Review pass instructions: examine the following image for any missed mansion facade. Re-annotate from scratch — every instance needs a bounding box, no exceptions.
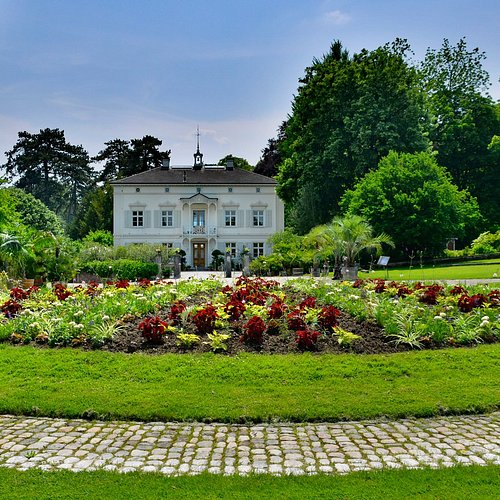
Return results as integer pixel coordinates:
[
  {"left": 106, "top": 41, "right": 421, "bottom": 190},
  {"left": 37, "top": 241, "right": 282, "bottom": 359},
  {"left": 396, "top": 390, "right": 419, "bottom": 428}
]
[{"left": 111, "top": 152, "right": 284, "bottom": 269}]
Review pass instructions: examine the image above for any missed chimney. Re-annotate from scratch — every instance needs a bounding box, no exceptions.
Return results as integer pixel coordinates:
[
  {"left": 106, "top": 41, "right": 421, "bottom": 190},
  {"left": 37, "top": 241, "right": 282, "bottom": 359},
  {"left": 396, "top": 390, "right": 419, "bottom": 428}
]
[
  {"left": 226, "top": 159, "right": 234, "bottom": 171},
  {"left": 161, "top": 157, "right": 170, "bottom": 170},
  {"left": 183, "top": 171, "right": 187, "bottom": 183}
]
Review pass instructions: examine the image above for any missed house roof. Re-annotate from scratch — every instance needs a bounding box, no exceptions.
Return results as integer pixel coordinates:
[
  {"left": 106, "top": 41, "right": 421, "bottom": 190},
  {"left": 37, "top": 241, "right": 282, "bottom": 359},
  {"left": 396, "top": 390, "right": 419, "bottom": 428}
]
[{"left": 110, "top": 167, "right": 277, "bottom": 185}]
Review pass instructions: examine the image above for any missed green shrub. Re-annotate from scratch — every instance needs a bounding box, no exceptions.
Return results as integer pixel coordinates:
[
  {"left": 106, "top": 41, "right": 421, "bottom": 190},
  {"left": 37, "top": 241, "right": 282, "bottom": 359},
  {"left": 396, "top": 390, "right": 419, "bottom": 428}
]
[
  {"left": 469, "top": 231, "right": 500, "bottom": 255},
  {"left": 82, "top": 230, "right": 113, "bottom": 247},
  {"left": 81, "top": 259, "right": 158, "bottom": 280}
]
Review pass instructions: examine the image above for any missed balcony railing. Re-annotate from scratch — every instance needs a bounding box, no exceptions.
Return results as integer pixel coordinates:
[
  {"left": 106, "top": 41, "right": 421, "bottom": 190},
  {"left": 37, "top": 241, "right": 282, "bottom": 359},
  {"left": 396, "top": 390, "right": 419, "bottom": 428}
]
[{"left": 183, "top": 226, "right": 217, "bottom": 236}]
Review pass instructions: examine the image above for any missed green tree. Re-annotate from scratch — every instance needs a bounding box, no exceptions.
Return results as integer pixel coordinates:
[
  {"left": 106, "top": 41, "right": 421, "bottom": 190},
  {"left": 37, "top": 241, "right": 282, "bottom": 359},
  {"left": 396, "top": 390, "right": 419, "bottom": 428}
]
[
  {"left": 254, "top": 121, "right": 287, "bottom": 177},
  {"left": 2, "top": 128, "right": 94, "bottom": 223},
  {"left": 68, "top": 183, "right": 113, "bottom": 239},
  {"left": 217, "top": 154, "right": 253, "bottom": 171},
  {"left": 93, "top": 139, "right": 132, "bottom": 182},
  {"left": 341, "top": 151, "right": 482, "bottom": 257},
  {"left": 128, "top": 135, "right": 170, "bottom": 175},
  {"left": 8, "top": 188, "right": 64, "bottom": 236},
  {"left": 266, "top": 229, "right": 305, "bottom": 270},
  {"left": 277, "top": 39, "right": 429, "bottom": 233},
  {"left": 420, "top": 38, "right": 500, "bottom": 224}
]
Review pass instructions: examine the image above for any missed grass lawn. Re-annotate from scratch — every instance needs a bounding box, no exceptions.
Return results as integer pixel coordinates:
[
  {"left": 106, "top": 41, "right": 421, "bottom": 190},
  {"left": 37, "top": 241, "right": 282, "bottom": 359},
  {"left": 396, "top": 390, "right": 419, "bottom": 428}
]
[
  {"left": 1, "top": 344, "right": 499, "bottom": 422},
  {"left": 359, "top": 261, "right": 500, "bottom": 281},
  {"left": 1, "top": 466, "right": 499, "bottom": 499}
]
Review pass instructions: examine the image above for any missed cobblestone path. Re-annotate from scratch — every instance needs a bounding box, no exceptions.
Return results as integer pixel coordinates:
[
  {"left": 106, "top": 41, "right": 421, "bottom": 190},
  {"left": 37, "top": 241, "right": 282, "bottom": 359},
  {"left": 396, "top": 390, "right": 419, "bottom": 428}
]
[{"left": 0, "top": 413, "right": 499, "bottom": 475}]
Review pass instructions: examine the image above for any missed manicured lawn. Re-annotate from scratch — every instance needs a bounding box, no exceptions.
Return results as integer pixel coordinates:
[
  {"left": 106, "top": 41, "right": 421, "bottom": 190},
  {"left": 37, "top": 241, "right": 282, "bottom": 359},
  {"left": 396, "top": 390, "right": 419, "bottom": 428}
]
[
  {"left": 1, "top": 344, "right": 499, "bottom": 422},
  {"left": 1, "top": 466, "right": 499, "bottom": 499},
  {"left": 359, "top": 261, "right": 500, "bottom": 281}
]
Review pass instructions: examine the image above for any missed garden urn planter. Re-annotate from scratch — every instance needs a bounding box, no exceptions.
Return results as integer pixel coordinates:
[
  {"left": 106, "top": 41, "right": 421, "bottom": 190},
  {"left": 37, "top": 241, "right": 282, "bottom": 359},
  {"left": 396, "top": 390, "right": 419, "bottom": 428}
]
[{"left": 341, "top": 265, "right": 359, "bottom": 281}]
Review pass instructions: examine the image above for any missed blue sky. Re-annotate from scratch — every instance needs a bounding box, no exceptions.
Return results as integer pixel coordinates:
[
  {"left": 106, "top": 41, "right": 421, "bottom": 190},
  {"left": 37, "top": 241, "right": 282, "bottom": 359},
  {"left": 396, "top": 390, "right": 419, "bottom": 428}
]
[{"left": 1, "top": 0, "right": 499, "bottom": 166}]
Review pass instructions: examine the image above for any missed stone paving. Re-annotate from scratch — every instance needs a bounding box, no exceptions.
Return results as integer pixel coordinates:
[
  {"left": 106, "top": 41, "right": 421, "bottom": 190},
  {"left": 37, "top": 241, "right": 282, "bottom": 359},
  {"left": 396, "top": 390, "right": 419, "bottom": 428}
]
[{"left": 0, "top": 413, "right": 499, "bottom": 476}]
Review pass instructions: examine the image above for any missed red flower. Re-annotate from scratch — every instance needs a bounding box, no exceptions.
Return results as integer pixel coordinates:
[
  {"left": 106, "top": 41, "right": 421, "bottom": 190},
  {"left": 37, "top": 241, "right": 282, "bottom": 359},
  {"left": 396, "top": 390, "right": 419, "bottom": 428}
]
[
  {"left": 9, "top": 287, "right": 29, "bottom": 301},
  {"left": 298, "top": 297, "right": 316, "bottom": 310},
  {"left": 192, "top": 304, "right": 218, "bottom": 335},
  {"left": 168, "top": 301, "right": 186, "bottom": 325},
  {"left": 268, "top": 300, "right": 287, "bottom": 319},
  {"left": 138, "top": 316, "right": 169, "bottom": 343},
  {"left": 458, "top": 293, "right": 487, "bottom": 313},
  {"left": 287, "top": 310, "right": 306, "bottom": 331},
  {"left": 1, "top": 299, "right": 22, "bottom": 317},
  {"left": 318, "top": 305, "right": 340, "bottom": 333},
  {"left": 241, "top": 316, "right": 266, "bottom": 345},
  {"left": 224, "top": 298, "right": 246, "bottom": 321},
  {"left": 115, "top": 279, "right": 130, "bottom": 289},
  {"left": 295, "top": 329, "right": 320, "bottom": 350},
  {"left": 54, "top": 283, "right": 72, "bottom": 301}
]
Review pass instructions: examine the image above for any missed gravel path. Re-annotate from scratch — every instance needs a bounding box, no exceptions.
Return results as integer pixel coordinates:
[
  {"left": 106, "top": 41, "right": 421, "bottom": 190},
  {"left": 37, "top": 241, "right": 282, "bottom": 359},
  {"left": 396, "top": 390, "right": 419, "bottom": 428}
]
[{"left": 0, "top": 413, "right": 498, "bottom": 476}]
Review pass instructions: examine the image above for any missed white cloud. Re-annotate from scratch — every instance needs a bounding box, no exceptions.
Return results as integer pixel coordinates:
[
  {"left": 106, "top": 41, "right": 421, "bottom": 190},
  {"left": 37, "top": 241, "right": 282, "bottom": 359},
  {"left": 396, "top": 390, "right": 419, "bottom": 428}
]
[{"left": 324, "top": 10, "right": 351, "bottom": 25}]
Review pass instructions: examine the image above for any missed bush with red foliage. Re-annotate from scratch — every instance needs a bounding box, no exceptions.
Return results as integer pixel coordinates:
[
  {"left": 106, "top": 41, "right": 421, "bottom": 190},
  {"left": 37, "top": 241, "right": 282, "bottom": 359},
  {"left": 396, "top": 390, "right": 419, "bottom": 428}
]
[
  {"left": 192, "top": 304, "right": 218, "bottom": 334},
  {"left": 53, "top": 283, "right": 72, "bottom": 301},
  {"left": 138, "top": 278, "right": 152, "bottom": 288},
  {"left": 9, "top": 287, "right": 30, "bottom": 301},
  {"left": 1, "top": 299, "right": 22, "bottom": 317},
  {"left": 138, "top": 316, "right": 169, "bottom": 343},
  {"left": 241, "top": 316, "right": 266, "bottom": 345},
  {"left": 418, "top": 284, "right": 444, "bottom": 305},
  {"left": 298, "top": 296, "right": 316, "bottom": 310},
  {"left": 224, "top": 297, "right": 246, "bottom": 321},
  {"left": 115, "top": 279, "right": 130, "bottom": 289},
  {"left": 374, "top": 280, "right": 385, "bottom": 294},
  {"left": 295, "top": 329, "right": 320, "bottom": 350},
  {"left": 268, "top": 299, "right": 287, "bottom": 319},
  {"left": 84, "top": 281, "right": 101, "bottom": 297},
  {"left": 450, "top": 285, "right": 467, "bottom": 296},
  {"left": 488, "top": 290, "right": 499, "bottom": 306},
  {"left": 396, "top": 285, "right": 412, "bottom": 297},
  {"left": 352, "top": 279, "right": 365, "bottom": 288},
  {"left": 287, "top": 310, "right": 306, "bottom": 331},
  {"left": 318, "top": 305, "right": 341, "bottom": 333},
  {"left": 168, "top": 301, "right": 186, "bottom": 325},
  {"left": 458, "top": 294, "right": 488, "bottom": 313}
]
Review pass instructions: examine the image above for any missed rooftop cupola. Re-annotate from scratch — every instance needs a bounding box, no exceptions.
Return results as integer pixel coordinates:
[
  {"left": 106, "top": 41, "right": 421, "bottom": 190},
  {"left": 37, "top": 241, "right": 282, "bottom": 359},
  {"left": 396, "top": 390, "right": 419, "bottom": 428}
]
[{"left": 193, "top": 126, "right": 203, "bottom": 171}]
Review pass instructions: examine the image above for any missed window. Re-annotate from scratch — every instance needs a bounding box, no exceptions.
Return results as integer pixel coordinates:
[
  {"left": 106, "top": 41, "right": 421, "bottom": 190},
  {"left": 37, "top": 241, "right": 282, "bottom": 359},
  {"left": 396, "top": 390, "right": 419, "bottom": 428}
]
[
  {"left": 136, "top": 188, "right": 140, "bottom": 192},
  {"left": 196, "top": 187, "right": 201, "bottom": 193},
  {"left": 193, "top": 210, "right": 205, "bottom": 226},
  {"left": 163, "top": 242, "right": 173, "bottom": 249},
  {"left": 165, "top": 187, "right": 169, "bottom": 193},
  {"left": 132, "top": 210, "right": 144, "bottom": 227},
  {"left": 225, "top": 242, "right": 237, "bottom": 258},
  {"left": 253, "top": 243, "right": 264, "bottom": 258},
  {"left": 228, "top": 187, "right": 233, "bottom": 193},
  {"left": 256, "top": 187, "right": 261, "bottom": 193},
  {"left": 252, "top": 210, "right": 264, "bottom": 227},
  {"left": 225, "top": 210, "right": 236, "bottom": 227},
  {"left": 161, "top": 210, "right": 173, "bottom": 227}
]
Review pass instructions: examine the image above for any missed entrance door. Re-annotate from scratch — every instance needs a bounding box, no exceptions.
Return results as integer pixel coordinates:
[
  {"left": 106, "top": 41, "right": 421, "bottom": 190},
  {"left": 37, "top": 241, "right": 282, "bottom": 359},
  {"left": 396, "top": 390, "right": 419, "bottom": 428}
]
[{"left": 192, "top": 242, "right": 206, "bottom": 269}]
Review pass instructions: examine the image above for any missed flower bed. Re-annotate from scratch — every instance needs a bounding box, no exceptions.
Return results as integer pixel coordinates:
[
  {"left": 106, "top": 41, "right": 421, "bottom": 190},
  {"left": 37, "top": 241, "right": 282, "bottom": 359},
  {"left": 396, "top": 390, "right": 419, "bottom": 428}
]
[{"left": 0, "top": 277, "right": 498, "bottom": 355}]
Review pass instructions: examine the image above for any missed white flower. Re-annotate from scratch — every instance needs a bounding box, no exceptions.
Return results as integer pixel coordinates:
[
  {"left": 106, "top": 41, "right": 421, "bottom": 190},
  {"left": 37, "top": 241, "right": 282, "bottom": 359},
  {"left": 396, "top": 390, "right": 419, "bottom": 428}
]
[
  {"left": 481, "top": 316, "right": 490, "bottom": 322},
  {"left": 439, "top": 312, "right": 446, "bottom": 318}
]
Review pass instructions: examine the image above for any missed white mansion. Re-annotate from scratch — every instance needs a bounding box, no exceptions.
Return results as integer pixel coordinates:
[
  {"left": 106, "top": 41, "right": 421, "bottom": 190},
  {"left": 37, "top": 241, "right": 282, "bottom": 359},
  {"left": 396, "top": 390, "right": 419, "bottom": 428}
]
[{"left": 111, "top": 148, "right": 284, "bottom": 269}]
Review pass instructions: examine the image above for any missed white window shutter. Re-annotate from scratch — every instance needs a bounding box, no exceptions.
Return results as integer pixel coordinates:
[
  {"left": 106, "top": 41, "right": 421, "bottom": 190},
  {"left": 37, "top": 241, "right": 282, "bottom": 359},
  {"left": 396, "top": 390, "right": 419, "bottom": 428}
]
[
  {"left": 246, "top": 210, "right": 252, "bottom": 227},
  {"left": 237, "top": 210, "right": 244, "bottom": 227},
  {"left": 124, "top": 210, "right": 131, "bottom": 228},
  {"left": 174, "top": 210, "right": 181, "bottom": 227},
  {"left": 153, "top": 210, "right": 160, "bottom": 228},
  {"left": 265, "top": 209, "right": 272, "bottom": 227},
  {"left": 144, "top": 211, "right": 151, "bottom": 228}
]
